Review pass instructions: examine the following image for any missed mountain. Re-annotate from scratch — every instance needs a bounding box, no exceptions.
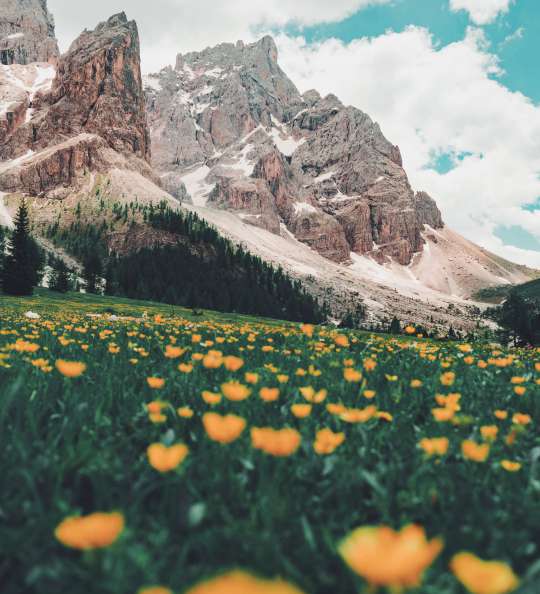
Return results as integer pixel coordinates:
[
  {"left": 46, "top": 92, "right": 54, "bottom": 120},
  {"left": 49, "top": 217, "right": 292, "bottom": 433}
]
[
  {"left": 0, "top": 4, "right": 537, "bottom": 330},
  {"left": 0, "top": 0, "right": 59, "bottom": 66}
]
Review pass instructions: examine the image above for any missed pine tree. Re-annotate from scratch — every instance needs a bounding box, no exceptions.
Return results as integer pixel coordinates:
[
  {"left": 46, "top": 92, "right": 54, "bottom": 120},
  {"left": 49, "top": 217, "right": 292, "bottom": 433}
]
[
  {"left": 82, "top": 252, "right": 102, "bottom": 294},
  {"left": 2, "top": 199, "right": 37, "bottom": 296},
  {"left": 389, "top": 317, "right": 401, "bottom": 334},
  {"left": 49, "top": 258, "right": 70, "bottom": 293}
]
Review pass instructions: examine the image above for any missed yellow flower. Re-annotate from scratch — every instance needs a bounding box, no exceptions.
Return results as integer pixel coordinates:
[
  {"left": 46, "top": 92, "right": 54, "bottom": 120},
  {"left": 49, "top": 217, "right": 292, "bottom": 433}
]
[
  {"left": 501, "top": 460, "right": 521, "bottom": 472},
  {"left": 185, "top": 570, "right": 306, "bottom": 594},
  {"left": 410, "top": 379, "right": 423, "bottom": 388},
  {"left": 203, "top": 413, "right": 246, "bottom": 444},
  {"left": 314, "top": 428, "right": 345, "bottom": 455},
  {"left": 376, "top": 411, "right": 393, "bottom": 422},
  {"left": 459, "top": 344, "right": 473, "bottom": 353},
  {"left": 480, "top": 425, "right": 499, "bottom": 442},
  {"left": 419, "top": 437, "right": 449, "bottom": 456},
  {"left": 291, "top": 404, "right": 312, "bottom": 418},
  {"left": 55, "top": 512, "right": 124, "bottom": 550},
  {"left": 223, "top": 355, "right": 244, "bottom": 371},
  {"left": 343, "top": 367, "right": 362, "bottom": 382},
  {"left": 299, "top": 386, "right": 327, "bottom": 403},
  {"left": 440, "top": 371, "right": 456, "bottom": 386},
  {"left": 338, "top": 524, "right": 442, "bottom": 589},
  {"left": 260, "top": 387, "right": 280, "bottom": 402},
  {"left": 326, "top": 403, "right": 347, "bottom": 415},
  {"left": 461, "top": 440, "right": 490, "bottom": 462},
  {"left": 177, "top": 406, "right": 194, "bottom": 418},
  {"left": 363, "top": 390, "right": 376, "bottom": 399},
  {"left": 221, "top": 381, "right": 251, "bottom": 401},
  {"left": 201, "top": 391, "right": 222, "bottom": 405},
  {"left": 55, "top": 360, "right": 86, "bottom": 378},
  {"left": 147, "top": 443, "right": 189, "bottom": 472},
  {"left": 251, "top": 427, "right": 301, "bottom": 457},
  {"left": 450, "top": 552, "right": 519, "bottom": 594},
  {"left": 277, "top": 374, "right": 289, "bottom": 384}
]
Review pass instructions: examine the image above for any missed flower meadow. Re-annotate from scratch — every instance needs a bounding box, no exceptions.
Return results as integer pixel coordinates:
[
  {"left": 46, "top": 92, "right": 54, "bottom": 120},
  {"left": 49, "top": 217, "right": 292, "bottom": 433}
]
[{"left": 1, "top": 296, "right": 540, "bottom": 594}]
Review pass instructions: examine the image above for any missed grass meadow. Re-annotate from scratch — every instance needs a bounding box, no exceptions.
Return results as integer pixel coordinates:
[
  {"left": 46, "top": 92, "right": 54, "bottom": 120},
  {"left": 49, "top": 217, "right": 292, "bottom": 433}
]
[{"left": 1, "top": 290, "right": 539, "bottom": 594}]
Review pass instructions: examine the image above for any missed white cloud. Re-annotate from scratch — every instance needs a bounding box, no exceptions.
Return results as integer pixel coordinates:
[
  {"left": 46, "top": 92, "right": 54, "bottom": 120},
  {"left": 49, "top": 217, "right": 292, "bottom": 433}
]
[
  {"left": 48, "top": 0, "right": 391, "bottom": 73},
  {"left": 275, "top": 27, "right": 540, "bottom": 267},
  {"left": 449, "top": 0, "right": 514, "bottom": 25}
]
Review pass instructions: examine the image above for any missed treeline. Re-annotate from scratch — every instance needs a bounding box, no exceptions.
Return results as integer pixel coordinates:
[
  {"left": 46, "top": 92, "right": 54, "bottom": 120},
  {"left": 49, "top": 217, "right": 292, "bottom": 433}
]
[{"left": 44, "top": 201, "right": 326, "bottom": 323}]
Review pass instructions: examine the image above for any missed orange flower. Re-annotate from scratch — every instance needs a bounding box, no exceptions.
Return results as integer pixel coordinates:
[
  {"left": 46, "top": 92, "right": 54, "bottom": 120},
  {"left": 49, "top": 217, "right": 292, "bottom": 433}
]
[
  {"left": 363, "top": 358, "right": 377, "bottom": 371},
  {"left": 201, "top": 391, "right": 222, "bottom": 405},
  {"left": 55, "top": 360, "right": 86, "bottom": 378},
  {"left": 291, "top": 404, "right": 312, "bottom": 418},
  {"left": 147, "top": 443, "right": 189, "bottom": 472},
  {"left": 221, "top": 381, "right": 251, "bottom": 401},
  {"left": 55, "top": 512, "right": 124, "bottom": 550},
  {"left": 404, "top": 325, "right": 416, "bottom": 334},
  {"left": 314, "top": 428, "right": 345, "bottom": 455},
  {"left": 301, "top": 323, "right": 314, "bottom": 337},
  {"left": 435, "top": 393, "right": 461, "bottom": 411},
  {"left": 185, "top": 570, "right": 306, "bottom": 594},
  {"left": 513, "top": 386, "right": 526, "bottom": 396},
  {"left": 164, "top": 345, "right": 186, "bottom": 359},
  {"left": 440, "top": 371, "right": 456, "bottom": 386},
  {"left": 410, "top": 379, "right": 423, "bottom": 388},
  {"left": 419, "top": 437, "right": 449, "bottom": 457},
  {"left": 245, "top": 372, "right": 259, "bottom": 384},
  {"left": 223, "top": 355, "right": 244, "bottom": 371},
  {"left": 512, "top": 413, "right": 531, "bottom": 425},
  {"left": 480, "top": 425, "right": 498, "bottom": 442},
  {"left": 510, "top": 376, "right": 525, "bottom": 384},
  {"left": 177, "top": 406, "right": 194, "bottom": 418},
  {"left": 343, "top": 367, "right": 363, "bottom": 382},
  {"left": 340, "top": 405, "right": 377, "bottom": 423},
  {"left": 178, "top": 363, "right": 193, "bottom": 373},
  {"left": 260, "top": 387, "right": 280, "bottom": 402},
  {"left": 338, "top": 524, "right": 442, "bottom": 589},
  {"left": 276, "top": 374, "right": 289, "bottom": 384},
  {"left": 334, "top": 334, "right": 350, "bottom": 347},
  {"left": 147, "top": 377, "right": 165, "bottom": 389},
  {"left": 363, "top": 390, "right": 376, "bottom": 399},
  {"left": 146, "top": 400, "right": 167, "bottom": 414},
  {"left": 494, "top": 410, "right": 508, "bottom": 420},
  {"left": 202, "top": 351, "right": 223, "bottom": 369},
  {"left": 450, "top": 552, "right": 519, "bottom": 594},
  {"left": 326, "top": 403, "right": 347, "bottom": 415},
  {"left": 251, "top": 427, "right": 301, "bottom": 457},
  {"left": 461, "top": 440, "right": 490, "bottom": 462},
  {"left": 138, "top": 587, "right": 173, "bottom": 594},
  {"left": 299, "top": 386, "right": 327, "bottom": 403},
  {"left": 501, "top": 460, "right": 521, "bottom": 472},
  {"left": 432, "top": 407, "right": 455, "bottom": 422},
  {"left": 203, "top": 413, "right": 246, "bottom": 444}
]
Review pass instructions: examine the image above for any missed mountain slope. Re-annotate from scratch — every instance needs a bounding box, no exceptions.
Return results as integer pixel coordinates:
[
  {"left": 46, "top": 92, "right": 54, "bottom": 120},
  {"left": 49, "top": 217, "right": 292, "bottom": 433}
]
[{"left": 144, "top": 36, "right": 536, "bottom": 302}]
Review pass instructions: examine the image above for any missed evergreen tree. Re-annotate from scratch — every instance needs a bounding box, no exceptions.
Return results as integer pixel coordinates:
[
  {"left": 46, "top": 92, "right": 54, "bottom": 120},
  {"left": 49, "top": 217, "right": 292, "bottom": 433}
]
[
  {"left": 389, "top": 316, "right": 401, "bottom": 334},
  {"left": 2, "top": 200, "right": 38, "bottom": 296},
  {"left": 49, "top": 258, "right": 70, "bottom": 293},
  {"left": 82, "top": 252, "right": 103, "bottom": 294}
]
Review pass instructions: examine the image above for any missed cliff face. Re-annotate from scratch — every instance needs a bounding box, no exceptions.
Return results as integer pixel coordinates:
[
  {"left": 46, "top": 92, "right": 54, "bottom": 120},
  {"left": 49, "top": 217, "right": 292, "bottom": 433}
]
[
  {"left": 0, "top": 12, "right": 153, "bottom": 197},
  {"left": 145, "top": 36, "right": 443, "bottom": 265},
  {"left": 0, "top": 0, "right": 59, "bottom": 65}
]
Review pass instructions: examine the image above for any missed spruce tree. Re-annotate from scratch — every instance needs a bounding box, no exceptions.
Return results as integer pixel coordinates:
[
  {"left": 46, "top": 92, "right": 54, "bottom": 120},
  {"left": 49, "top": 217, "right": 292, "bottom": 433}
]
[
  {"left": 2, "top": 199, "right": 36, "bottom": 296},
  {"left": 82, "top": 252, "right": 102, "bottom": 294},
  {"left": 49, "top": 259, "right": 70, "bottom": 293}
]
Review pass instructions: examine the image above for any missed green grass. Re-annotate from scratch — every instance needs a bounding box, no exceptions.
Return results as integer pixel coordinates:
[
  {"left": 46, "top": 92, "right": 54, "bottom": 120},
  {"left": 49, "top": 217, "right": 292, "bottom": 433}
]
[{"left": 1, "top": 292, "right": 539, "bottom": 594}]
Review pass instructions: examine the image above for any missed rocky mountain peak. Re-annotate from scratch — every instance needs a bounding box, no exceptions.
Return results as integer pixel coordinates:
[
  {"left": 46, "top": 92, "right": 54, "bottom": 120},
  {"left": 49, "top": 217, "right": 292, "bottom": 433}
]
[{"left": 0, "top": 0, "right": 59, "bottom": 65}]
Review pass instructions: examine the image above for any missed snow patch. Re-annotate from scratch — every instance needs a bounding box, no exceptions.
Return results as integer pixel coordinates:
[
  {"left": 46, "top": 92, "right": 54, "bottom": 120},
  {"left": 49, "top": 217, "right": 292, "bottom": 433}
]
[
  {"left": 0, "top": 192, "right": 14, "bottom": 229},
  {"left": 205, "top": 67, "right": 223, "bottom": 78},
  {"left": 313, "top": 170, "right": 336, "bottom": 183},
  {"left": 5, "top": 33, "right": 24, "bottom": 40},
  {"left": 180, "top": 164, "right": 214, "bottom": 206},
  {"left": 293, "top": 202, "right": 318, "bottom": 215},
  {"left": 142, "top": 74, "right": 162, "bottom": 92}
]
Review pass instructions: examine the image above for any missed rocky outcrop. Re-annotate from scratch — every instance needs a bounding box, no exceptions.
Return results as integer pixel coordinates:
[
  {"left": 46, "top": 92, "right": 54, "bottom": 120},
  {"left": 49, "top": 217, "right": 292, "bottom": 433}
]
[
  {"left": 0, "top": 0, "right": 59, "bottom": 65},
  {"left": 0, "top": 12, "right": 154, "bottom": 198},
  {"left": 145, "top": 35, "right": 445, "bottom": 266}
]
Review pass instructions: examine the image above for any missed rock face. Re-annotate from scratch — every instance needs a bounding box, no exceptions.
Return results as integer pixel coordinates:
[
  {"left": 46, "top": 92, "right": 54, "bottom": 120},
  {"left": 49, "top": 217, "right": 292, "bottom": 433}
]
[
  {"left": 0, "top": 12, "right": 153, "bottom": 197},
  {"left": 145, "top": 36, "right": 444, "bottom": 264},
  {"left": 0, "top": 0, "right": 59, "bottom": 65}
]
